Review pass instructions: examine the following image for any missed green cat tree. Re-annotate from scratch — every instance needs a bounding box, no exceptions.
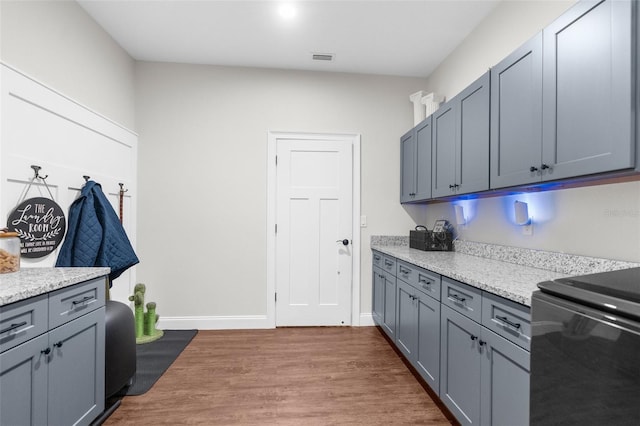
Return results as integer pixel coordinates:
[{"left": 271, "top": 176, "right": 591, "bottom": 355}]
[{"left": 129, "top": 283, "right": 164, "bottom": 344}]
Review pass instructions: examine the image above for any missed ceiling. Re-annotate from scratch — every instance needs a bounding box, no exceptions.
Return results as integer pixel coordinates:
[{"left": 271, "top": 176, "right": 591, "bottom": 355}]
[{"left": 77, "top": 0, "right": 500, "bottom": 78}]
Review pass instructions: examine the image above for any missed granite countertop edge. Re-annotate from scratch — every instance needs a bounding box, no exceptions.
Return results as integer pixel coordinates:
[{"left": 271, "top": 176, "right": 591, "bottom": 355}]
[
  {"left": 371, "top": 245, "right": 569, "bottom": 307},
  {"left": 0, "top": 267, "right": 111, "bottom": 306}
]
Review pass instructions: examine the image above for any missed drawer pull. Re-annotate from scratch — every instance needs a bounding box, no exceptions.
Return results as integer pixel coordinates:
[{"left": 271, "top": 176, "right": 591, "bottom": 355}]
[
  {"left": 399, "top": 267, "right": 410, "bottom": 275},
  {"left": 470, "top": 335, "right": 478, "bottom": 341},
  {"left": 0, "top": 321, "right": 27, "bottom": 334},
  {"left": 419, "top": 279, "right": 431, "bottom": 287},
  {"left": 54, "top": 341, "right": 63, "bottom": 348},
  {"left": 72, "top": 296, "right": 94, "bottom": 306},
  {"left": 41, "top": 347, "right": 51, "bottom": 355},
  {"left": 384, "top": 260, "right": 393, "bottom": 267},
  {"left": 374, "top": 255, "right": 381, "bottom": 261},
  {"left": 496, "top": 315, "right": 521, "bottom": 329},
  {"left": 449, "top": 294, "right": 466, "bottom": 303}
]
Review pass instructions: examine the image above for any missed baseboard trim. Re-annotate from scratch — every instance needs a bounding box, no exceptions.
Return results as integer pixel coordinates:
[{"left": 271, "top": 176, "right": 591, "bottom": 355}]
[
  {"left": 157, "top": 315, "right": 272, "bottom": 330},
  {"left": 158, "top": 314, "right": 376, "bottom": 330},
  {"left": 359, "top": 313, "right": 375, "bottom": 326}
]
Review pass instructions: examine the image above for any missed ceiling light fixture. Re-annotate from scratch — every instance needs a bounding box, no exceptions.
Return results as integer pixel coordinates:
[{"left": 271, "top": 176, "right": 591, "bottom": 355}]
[{"left": 279, "top": 3, "right": 296, "bottom": 20}]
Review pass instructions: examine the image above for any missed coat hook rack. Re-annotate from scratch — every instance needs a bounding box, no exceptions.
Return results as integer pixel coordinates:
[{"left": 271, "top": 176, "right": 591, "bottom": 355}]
[
  {"left": 31, "top": 165, "right": 48, "bottom": 180},
  {"left": 83, "top": 175, "right": 90, "bottom": 182}
]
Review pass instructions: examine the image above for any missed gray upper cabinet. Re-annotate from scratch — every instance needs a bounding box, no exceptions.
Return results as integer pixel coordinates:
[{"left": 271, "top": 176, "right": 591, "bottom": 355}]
[
  {"left": 490, "top": 33, "right": 543, "bottom": 189},
  {"left": 400, "top": 117, "right": 432, "bottom": 203},
  {"left": 432, "top": 102, "right": 457, "bottom": 198},
  {"left": 457, "top": 72, "right": 490, "bottom": 195},
  {"left": 492, "top": 0, "right": 636, "bottom": 190},
  {"left": 400, "top": 129, "right": 416, "bottom": 203},
  {"left": 433, "top": 72, "right": 490, "bottom": 198},
  {"left": 542, "top": 0, "right": 635, "bottom": 180}
]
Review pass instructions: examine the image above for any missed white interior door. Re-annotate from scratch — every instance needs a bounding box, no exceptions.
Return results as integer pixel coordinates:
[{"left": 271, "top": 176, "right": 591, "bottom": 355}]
[{"left": 275, "top": 138, "right": 353, "bottom": 326}]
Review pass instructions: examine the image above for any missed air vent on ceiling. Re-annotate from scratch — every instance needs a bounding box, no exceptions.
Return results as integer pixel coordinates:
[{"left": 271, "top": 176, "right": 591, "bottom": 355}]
[{"left": 312, "top": 53, "right": 334, "bottom": 62}]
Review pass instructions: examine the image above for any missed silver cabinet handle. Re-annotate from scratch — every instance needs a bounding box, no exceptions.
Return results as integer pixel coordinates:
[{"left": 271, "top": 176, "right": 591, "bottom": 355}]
[
  {"left": 72, "top": 296, "right": 94, "bottom": 305},
  {"left": 496, "top": 315, "right": 521, "bottom": 329},
  {"left": 450, "top": 294, "right": 466, "bottom": 303},
  {"left": 0, "top": 321, "right": 27, "bottom": 334}
]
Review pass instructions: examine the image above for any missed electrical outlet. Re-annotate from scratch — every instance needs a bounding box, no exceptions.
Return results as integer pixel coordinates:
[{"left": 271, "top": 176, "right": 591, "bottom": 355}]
[{"left": 522, "top": 223, "right": 533, "bottom": 236}]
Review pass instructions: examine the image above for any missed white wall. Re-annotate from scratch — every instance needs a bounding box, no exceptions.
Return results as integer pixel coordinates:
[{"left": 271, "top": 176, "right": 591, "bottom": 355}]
[
  {"left": 420, "top": 0, "right": 640, "bottom": 263},
  {"left": 0, "top": 0, "right": 136, "bottom": 130},
  {"left": 135, "top": 62, "right": 427, "bottom": 323}
]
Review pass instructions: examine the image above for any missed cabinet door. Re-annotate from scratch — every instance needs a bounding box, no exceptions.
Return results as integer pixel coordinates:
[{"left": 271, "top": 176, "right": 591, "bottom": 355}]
[
  {"left": 490, "top": 33, "right": 543, "bottom": 189},
  {"left": 395, "top": 280, "right": 418, "bottom": 361},
  {"left": 414, "top": 117, "right": 433, "bottom": 201},
  {"left": 400, "top": 129, "right": 416, "bottom": 203},
  {"left": 542, "top": 0, "right": 634, "bottom": 180},
  {"left": 0, "top": 333, "right": 48, "bottom": 426},
  {"left": 48, "top": 307, "right": 105, "bottom": 426},
  {"left": 382, "top": 273, "right": 396, "bottom": 340},
  {"left": 432, "top": 102, "right": 457, "bottom": 197},
  {"left": 480, "top": 328, "right": 530, "bottom": 426},
  {"left": 415, "top": 293, "right": 441, "bottom": 395},
  {"left": 440, "top": 305, "right": 482, "bottom": 426},
  {"left": 457, "top": 72, "right": 490, "bottom": 195},
  {"left": 372, "top": 266, "right": 384, "bottom": 326}
]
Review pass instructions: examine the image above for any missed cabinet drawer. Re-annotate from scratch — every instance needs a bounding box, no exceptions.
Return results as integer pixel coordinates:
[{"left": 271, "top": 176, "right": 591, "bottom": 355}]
[
  {"left": 415, "top": 268, "right": 441, "bottom": 302},
  {"left": 372, "top": 251, "right": 384, "bottom": 268},
  {"left": 397, "top": 260, "right": 441, "bottom": 301},
  {"left": 482, "top": 292, "right": 531, "bottom": 351},
  {"left": 49, "top": 277, "right": 106, "bottom": 329},
  {"left": 441, "top": 277, "right": 482, "bottom": 323},
  {"left": 0, "top": 294, "right": 48, "bottom": 354},
  {"left": 381, "top": 255, "right": 396, "bottom": 276}
]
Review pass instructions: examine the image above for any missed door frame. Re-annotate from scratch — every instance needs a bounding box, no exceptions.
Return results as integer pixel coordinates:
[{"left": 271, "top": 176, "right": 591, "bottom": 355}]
[{"left": 267, "top": 131, "right": 361, "bottom": 328}]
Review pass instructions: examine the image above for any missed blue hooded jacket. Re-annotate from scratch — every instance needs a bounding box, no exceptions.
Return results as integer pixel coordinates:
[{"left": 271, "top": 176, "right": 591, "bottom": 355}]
[{"left": 56, "top": 180, "right": 139, "bottom": 282}]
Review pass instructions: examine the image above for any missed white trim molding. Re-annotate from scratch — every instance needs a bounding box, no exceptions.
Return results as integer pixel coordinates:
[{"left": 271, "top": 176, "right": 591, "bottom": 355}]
[
  {"left": 158, "top": 315, "right": 271, "bottom": 330},
  {"left": 267, "top": 131, "right": 362, "bottom": 328}
]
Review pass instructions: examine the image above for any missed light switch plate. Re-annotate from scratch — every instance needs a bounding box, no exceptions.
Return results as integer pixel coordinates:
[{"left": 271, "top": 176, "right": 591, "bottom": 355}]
[{"left": 360, "top": 215, "right": 367, "bottom": 227}]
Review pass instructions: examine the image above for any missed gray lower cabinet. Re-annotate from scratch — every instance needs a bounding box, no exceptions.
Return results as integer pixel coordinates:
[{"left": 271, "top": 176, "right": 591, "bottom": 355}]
[
  {"left": 373, "top": 252, "right": 531, "bottom": 425},
  {"left": 0, "top": 277, "right": 106, "bottom": 426},
  {"left": 382, "top": 270, "right": 396, "bottom": 340},
  {"left": 440, "top": 300, "right": 530, "bottom": 426},
  {"left": 440, "top": 305, "right": 483, "bottom": 425},
  {"left": 372, "top": 265, "right": 385, "bottom": 326},
  {"left": 396, "top": 279, "right": 441, "bottom": 393},
  {"left": 480, "top": 327, "right": 530, "bottom": 426},
  {"left": 372, "top": 251, "right": 396, "bottom": 340}
]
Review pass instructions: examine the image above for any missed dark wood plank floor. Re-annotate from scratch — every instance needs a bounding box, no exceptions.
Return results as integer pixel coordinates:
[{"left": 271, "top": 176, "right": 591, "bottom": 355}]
[{"left": 105, "top": 327, "right": 454, "bottom": 425}]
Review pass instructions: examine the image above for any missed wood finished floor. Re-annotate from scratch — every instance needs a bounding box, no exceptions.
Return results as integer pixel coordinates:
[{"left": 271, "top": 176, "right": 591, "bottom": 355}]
[{"left": 105, "top": 327, "right": 454, "bottom": 425}]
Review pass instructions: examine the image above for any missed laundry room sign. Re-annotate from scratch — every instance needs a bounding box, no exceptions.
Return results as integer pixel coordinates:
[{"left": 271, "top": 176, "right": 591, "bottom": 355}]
[{"left": 7, "top": 197, "right": 66, "bottom": 258}]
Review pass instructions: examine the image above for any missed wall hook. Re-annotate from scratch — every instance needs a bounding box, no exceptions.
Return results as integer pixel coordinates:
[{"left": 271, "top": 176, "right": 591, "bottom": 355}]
[
  {"left": 83, "top": 175, "right": 90, "bottom": 182},
  {"left": 31, "top": 165, "right": 48, "bottom": 180},
  {"left": 119, "top": 183, "right": 128, "bottom": 193}
]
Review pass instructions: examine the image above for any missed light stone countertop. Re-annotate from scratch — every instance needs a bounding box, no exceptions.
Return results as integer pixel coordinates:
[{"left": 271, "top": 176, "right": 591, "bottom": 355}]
[
  {"left": 0, "top": 267, "right": 110, "bottom": 306},
  {"left": 372, "top": 245, "right": 569, "bottom": 307}
]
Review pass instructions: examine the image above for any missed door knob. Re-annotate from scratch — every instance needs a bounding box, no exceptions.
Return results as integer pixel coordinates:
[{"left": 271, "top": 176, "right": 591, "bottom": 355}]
[{"left": 336, "top": 239, "right": 349, "bottom": 246}]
